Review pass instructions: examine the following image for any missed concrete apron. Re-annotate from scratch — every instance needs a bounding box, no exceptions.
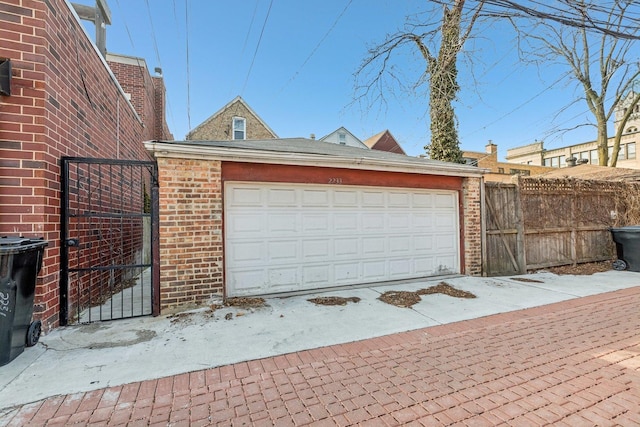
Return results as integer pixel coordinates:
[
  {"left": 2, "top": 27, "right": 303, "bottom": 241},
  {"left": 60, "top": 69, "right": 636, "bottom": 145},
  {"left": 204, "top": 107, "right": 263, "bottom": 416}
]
[{"left": 1, "top": 271, "right": 639, "bottom": 410}]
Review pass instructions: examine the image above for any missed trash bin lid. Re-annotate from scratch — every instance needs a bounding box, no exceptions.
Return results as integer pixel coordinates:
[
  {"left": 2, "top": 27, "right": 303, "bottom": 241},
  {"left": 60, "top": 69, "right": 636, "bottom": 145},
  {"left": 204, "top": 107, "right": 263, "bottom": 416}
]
[
  {"left": 0, "top": 236, "right": 48, "bottom": 254},
  {"left": 610, "top": 225, "right": 640, "bottom": 232}
]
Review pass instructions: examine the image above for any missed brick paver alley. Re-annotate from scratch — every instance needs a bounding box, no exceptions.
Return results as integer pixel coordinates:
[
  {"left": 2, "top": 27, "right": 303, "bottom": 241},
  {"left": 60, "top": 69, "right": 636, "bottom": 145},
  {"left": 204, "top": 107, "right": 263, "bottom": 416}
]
[{"left": 3, "top": 287, "right": 640, "bottom": 426}]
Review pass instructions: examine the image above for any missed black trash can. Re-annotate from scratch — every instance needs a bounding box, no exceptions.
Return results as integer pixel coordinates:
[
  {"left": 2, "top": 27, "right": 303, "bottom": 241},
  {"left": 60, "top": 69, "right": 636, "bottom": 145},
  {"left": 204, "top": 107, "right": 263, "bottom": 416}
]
[
  {"left": 610, "top": 226, "right": 640, "bottom": 272},
  {"left": 0, "top": 236, "right": 47, "bottom": 366}
]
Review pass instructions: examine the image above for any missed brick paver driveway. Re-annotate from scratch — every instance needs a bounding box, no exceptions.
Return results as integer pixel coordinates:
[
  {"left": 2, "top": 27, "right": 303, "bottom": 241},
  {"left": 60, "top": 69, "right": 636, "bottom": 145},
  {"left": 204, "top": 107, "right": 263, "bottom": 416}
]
[{"left": 4, "top": 287, "right": 640, "bottom": 426}]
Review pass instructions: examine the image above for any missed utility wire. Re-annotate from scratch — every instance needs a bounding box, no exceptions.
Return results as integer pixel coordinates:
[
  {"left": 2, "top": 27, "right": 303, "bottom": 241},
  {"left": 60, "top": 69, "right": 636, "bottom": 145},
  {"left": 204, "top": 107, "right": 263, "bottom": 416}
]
[
  {"left": 241, "top": 0, "right": 274, "bottom": 95},
  {"left": 276, "top": 0, "right": 353, "bottom": 95},
  {"left": 144, "top": 0, "right": 162, "bottom": 67},
  {"left": 185, "top": 0, "right": 192, "bottom": 131}
]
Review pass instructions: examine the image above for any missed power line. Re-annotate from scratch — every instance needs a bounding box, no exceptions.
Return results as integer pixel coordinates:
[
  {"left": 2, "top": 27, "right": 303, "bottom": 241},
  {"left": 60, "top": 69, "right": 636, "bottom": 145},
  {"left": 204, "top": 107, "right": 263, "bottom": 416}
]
[
  {"left": 241, "top": 0, "right": 274, "bottom": 95},
  {"left": 276, "top": 0, "right": 354, "bottom": 95},
  {"left": 144, "top": 0, "right": 162, "bottom": 67},
  {"left": 185, "top": 0, "right": 192, "bottom": 131}
]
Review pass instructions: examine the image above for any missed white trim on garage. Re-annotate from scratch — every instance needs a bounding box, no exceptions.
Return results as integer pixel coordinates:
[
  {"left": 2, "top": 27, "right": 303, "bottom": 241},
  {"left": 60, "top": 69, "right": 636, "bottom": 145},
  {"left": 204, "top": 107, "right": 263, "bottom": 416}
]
[{"left": 224, "top": 182, "right": 460, "bottom": 296}]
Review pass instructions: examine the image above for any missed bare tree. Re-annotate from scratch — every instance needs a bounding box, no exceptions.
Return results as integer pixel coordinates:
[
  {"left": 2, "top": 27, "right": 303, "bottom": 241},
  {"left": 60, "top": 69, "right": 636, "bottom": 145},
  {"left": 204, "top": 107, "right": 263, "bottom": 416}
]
[
  {"left": 354, "top": 0, "right": 483, "bottom": 163},
  {"left": 509, "top": 0, "right": 640, "bottom": 166}
]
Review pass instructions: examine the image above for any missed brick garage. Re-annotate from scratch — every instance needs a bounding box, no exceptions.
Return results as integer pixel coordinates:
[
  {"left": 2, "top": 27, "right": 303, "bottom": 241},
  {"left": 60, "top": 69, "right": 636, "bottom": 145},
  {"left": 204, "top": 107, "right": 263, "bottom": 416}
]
[
  {"left": 146, "top": 139, "right": 484, "bottom": 311},
  {"left": 0, "top": 0, "right": 170, "bottom": 331}
]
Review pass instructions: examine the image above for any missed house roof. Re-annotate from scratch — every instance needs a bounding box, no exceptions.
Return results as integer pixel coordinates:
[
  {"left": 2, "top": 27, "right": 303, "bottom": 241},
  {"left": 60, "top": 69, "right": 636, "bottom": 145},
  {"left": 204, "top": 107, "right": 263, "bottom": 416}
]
[
  {"left": 186, "top": 96, "right": 278, "bottom": 139},
  {"left": 145, "top": 138, "right": 486, "bottom": 178},
  {"left": 363, "top": 130, "right": 406, "bottom": 155},
  {"left": 539, "top": 164, "right": 640, "bottom": 182},
  {"left": 319, "top": 126, "right": 359, "bottom": 142}
]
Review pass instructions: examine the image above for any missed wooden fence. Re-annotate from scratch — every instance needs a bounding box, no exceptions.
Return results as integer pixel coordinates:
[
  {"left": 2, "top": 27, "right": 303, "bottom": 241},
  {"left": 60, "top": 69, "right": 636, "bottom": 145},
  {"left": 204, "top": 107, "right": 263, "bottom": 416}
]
[{"left": 483, "top": 177, "right": 639, "bottom": 276}]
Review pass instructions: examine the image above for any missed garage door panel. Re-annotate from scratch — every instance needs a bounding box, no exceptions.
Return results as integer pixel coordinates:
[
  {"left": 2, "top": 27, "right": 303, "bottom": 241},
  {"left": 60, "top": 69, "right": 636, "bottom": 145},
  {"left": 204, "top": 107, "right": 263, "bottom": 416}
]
[
  {"left": 268, "top": 267, "right": 299, "bottom": 287},
  {"left": 302, "top": 214, "right": 329, "bottom": 232},
  {"left": 335, "top": 262, "right": 360, "bottom": 282},
  {"left": 268, "top": 241, "right": 298, "bottom": 261},
  {"left": 389, "top": 213, "right": 410, "bottom": 229},
  {"left": 362, "top": 214, "right": 384, "bottom": 230},
  {"left": 268, "top": 214, "right": 298, "bottom": 233},
  {"left": 414, "top": 235, "right": 434, "bottom": 252},
  {"left": 363, "top": 260, "right": 386, "bottom": 279},
  {"left": 335, "top": 214, "right": 358, "bottom": 231},
  {"left": 302, "top": 189, "right": 329, "bottom": 205},
  {"left": 225, "top": 183, "right": 460, "bottom": 296},
  {"left": 302, "top": 239, "right": 330, "bottom": 259},
  {"left": 334, "top": 190, "right": 358, "bottom": 205},
  {"left": 362, "top": 191, "right": 385, "bottom": 206},
  {"left": 268, "top": 188, "right": 297, "bottom": 205},
  {"left": 232, "top": 242, "right": 263, "bottom": 262},
  {"left": 362, "top": 237, "right": 385, "bottom": 254},
  {"left": 229, "top": 187, "right": 263, "bottom": 205},
  {"left": 389, "top": 235, "right": 411, "bottom": 253},
  {"left": 389, "top": 259, "right": 411, "bottom": 276},
  {"left": 231, "top": 270, "right": 267, "bottom": 293},
  {"left": 303, "top": 265, "right": 331, "bottom": 285},
  {"left": 229, "top": 214, "right": 264, "bottom": 234},
  {"left": 335, "top": 238, "right": 358, "bottom": 256},
  {"left": 414, "top": 257, "right": 436, "bottom": 275}
]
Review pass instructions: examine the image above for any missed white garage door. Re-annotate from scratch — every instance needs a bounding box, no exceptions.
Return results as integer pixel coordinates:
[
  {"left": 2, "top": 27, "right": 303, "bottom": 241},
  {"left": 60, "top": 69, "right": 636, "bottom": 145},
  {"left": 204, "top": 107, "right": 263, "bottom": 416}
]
[{"left": 225, "top": 182, "right": 460, "bottom": 296}]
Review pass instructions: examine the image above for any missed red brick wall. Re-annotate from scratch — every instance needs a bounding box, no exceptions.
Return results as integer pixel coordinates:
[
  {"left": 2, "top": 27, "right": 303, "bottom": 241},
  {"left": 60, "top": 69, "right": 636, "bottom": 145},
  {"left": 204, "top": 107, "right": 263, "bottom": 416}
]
[
  {"left": 156, "top": 158, "right": 223, "bottom": 311},
  {"left": 0, "top": 0, "right": 165, "bottom": 331},
  {"left": 462, "top": 177, "right": 483, "bottom": 275}
]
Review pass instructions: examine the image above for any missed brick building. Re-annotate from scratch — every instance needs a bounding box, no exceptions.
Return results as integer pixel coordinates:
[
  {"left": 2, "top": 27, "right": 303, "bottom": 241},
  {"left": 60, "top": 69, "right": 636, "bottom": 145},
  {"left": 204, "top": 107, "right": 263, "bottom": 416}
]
[{"left": 0, "top": 0, "right": 171, "bottom": 331}]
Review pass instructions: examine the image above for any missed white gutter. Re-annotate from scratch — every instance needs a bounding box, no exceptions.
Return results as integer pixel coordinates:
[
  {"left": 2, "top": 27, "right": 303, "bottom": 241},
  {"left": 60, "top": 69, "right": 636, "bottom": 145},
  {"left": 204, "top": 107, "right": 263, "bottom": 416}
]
[{"left": 144, "top": 141, "right": 488, "bottom": 178}]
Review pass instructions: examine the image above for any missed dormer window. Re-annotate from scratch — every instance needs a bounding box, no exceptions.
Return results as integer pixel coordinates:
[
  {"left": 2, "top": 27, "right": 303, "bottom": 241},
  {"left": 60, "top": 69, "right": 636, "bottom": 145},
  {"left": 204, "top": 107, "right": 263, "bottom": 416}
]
[
  {"left": 338, "top": 132, "right": 346, "bottom": 145},
  {"left": 233, "top": 117, "right": 246, "bottom": 140}
]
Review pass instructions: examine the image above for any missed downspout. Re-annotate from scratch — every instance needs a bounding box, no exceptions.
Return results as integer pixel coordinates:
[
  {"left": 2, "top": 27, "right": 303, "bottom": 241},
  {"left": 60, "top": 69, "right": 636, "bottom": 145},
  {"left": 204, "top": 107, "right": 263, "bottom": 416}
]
[{"left": 116, "top": 97, "right": 120, "bottom": 159}]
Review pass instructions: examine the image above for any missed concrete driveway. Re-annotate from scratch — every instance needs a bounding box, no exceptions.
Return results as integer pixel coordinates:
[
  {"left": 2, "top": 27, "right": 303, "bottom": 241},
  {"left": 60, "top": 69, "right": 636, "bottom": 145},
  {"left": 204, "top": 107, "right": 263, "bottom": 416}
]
[{"left": 1, "top": 270, "right": 639, "bottom": 415}]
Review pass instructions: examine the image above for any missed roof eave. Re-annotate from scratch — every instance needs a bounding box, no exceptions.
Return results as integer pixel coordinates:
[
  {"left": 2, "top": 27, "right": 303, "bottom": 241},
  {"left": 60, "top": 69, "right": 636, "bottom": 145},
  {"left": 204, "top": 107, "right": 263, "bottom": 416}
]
[{"left": 144, "top": 141, "right": 486, "bottom": 178}]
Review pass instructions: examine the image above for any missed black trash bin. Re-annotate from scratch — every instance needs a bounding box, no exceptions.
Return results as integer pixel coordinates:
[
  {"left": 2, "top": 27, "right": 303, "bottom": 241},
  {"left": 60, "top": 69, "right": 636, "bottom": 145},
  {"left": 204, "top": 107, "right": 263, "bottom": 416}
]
[
  {"left": 610, "top": 226, "right": 640, "bottom": 272},
  {"left": 0, "top": 236, "right": 47, "bottom": 366}
]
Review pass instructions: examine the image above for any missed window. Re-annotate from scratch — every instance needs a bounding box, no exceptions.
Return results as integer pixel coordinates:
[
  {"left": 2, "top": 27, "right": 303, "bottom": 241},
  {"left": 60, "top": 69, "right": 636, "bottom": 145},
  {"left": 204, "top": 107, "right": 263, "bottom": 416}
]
[
  {"left": 338, "top": 132, "right": 346, "bottom": 145},
  {"left": 544, "top": 158, "right": 552, "bottom": 167},
  {"left": 560, "top": 155, "right": 566, "bottom": 167},
  {"left": 628, "top": 142, "right": 636, "bottom": 159},
  {"left": 232, "top": 117, "right": 246, "bottom": 140},
  {"left": 551, "top": 157, "right": 559, "bottom": 168},
  {"left": 590, "top": 150, "right": 598, "bottom": 164}
]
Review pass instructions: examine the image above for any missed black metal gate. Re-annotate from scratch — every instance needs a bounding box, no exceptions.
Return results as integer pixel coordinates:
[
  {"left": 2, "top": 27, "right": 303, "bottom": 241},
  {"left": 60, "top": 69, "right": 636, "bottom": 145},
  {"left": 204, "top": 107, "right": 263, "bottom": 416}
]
[{"left": 61, "top": 157, "right": 159, "bottom": 325}]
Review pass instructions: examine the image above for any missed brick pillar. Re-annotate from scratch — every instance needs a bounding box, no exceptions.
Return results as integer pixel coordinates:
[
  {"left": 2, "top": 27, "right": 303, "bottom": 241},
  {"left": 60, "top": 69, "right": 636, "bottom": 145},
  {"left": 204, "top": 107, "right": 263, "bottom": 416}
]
[
  {"left": 156, "top": 157, "right": 223, "bottom": 312},
  {"left": 462, "top": 177, "right": 483, "bottom": 276}
]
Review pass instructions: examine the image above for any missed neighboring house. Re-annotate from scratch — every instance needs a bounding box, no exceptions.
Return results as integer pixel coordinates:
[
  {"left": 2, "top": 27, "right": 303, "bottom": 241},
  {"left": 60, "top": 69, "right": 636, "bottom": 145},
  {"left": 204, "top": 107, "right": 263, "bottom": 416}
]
[
  {"left": 319, "top": 127, "right": 369, "bottom": 149},
  {"left": 363, "top": 130, "right": 406, "bottom": 155},
  {"left": 0, "top": 0, "right": 171, "bottom": 331},
  {"left": 506, "top": 94, "right": 639, "bottom": 169},
  {"left": 463, "top": 142, "right": 553, "bottom": 182},
  {"left": 145, "top": 138, "right": 484, "bottom": 310},
  {"left": 186, "top": 96, "right": 278, "bottom": 141}
]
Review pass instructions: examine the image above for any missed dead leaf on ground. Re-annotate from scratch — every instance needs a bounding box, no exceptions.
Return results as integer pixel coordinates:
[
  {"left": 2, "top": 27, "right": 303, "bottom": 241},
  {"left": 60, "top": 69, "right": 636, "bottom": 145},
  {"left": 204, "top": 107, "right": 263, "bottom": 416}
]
[
  {"left": 535, "top": 261, "right": 612, "bottom": 276},
  {"left": 307, "top": 296, "right": 361, "bottom": 306},
  {"left": 210, "top": 297, "right": 268, "bottom": 312},
  {"left": 378, "top": 291, "right": 422, "bottom": 308},
  {"left": 417, "top": 282, "right": 477, "bottom": 299}
]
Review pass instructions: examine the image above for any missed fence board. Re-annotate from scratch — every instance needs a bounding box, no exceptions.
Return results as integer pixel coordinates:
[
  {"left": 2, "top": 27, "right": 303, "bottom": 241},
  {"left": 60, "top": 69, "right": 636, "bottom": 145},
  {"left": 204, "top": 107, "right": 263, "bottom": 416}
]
[{"left": 483, "top": 178, "right": 636, "bottom": 275}]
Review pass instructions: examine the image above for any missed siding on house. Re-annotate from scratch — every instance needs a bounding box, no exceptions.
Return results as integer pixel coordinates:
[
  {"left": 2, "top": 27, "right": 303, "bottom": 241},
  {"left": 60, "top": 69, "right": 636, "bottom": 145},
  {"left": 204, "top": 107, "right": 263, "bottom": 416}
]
[{"left": 0, "top": 0, "right": 170, "bottom": 331}]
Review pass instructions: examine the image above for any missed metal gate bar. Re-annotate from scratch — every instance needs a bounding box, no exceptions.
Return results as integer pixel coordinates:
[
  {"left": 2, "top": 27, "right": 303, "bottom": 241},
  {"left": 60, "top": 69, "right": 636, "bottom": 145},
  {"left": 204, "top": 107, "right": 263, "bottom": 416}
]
[{"left": 61, "top": 157, "right": 159, "bottom": 325}]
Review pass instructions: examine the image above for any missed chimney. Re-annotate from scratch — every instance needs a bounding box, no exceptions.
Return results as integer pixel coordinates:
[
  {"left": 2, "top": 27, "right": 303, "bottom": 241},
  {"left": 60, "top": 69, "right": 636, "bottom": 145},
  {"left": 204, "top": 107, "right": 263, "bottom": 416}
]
[
  {"left": 310, "top": 133, "right": 316, "bottom": 140},
  {"left": 485, "top": 140, "right": 497, "bottom": 154}
]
